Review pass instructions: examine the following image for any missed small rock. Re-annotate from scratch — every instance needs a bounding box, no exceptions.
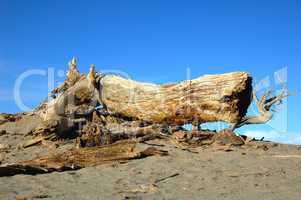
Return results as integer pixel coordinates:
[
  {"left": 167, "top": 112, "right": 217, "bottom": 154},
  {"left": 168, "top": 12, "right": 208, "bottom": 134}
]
[
  {"left": 31, "top": 194, "right": 50, "bottom": 199},
  {"left": 214, "top": 129, "right": 245, "bottom": 146},
  {"left": 262, "top": 145, "right": 269, "bottom": 151},
  {"left": 0, "top": 130, "right": 6, "bottom": 135}
]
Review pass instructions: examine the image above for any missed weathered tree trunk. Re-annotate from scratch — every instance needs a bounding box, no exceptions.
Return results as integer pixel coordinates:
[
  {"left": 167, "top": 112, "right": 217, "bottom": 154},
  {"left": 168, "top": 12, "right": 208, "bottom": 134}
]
[
  {"left": 37, "top": 71, "right": 253, "bottom": 127},
  {"left": 100, "top": 72, "right": 253, "bottom": 125}
]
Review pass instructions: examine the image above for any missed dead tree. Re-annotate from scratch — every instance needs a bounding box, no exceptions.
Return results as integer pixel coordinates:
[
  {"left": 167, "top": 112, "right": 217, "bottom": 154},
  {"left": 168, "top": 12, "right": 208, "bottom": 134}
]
[
  {"left": 34, "top": 58, "right": 289, "bottom": 136},
  {"left": 36, "top": 71, "right": 252, "bottom": 132}
]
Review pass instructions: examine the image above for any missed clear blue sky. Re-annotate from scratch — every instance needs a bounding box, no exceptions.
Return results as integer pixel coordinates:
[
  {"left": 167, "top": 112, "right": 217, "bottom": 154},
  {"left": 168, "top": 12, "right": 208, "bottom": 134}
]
[{"left": 0, "top": 0, "right": 300, "bottom": 143}]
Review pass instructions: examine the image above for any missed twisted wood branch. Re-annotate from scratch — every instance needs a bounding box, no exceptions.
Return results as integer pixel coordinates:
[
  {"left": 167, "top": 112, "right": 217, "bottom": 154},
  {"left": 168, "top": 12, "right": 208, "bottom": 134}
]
[{"left": 233, "top": 85, "right": 291, "bottom": 129}]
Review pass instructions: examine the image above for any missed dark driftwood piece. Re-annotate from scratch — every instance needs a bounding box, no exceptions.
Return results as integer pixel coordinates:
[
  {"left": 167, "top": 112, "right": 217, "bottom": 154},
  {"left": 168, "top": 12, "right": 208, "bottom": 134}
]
[{"left": 0, "top": 141, "right": 168, "bottom": 177}]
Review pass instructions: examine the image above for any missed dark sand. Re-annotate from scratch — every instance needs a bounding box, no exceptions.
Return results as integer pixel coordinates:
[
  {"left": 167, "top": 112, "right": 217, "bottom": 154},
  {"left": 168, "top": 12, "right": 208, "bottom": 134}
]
[{"left": 0, "top": 115, "right": 300, "bottom": 200}]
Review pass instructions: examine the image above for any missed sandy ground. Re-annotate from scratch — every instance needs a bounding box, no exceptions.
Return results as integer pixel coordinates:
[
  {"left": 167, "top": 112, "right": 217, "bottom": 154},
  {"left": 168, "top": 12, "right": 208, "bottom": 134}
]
[{"left": 0, "top": 116, "right": 301, "bottom": 200}]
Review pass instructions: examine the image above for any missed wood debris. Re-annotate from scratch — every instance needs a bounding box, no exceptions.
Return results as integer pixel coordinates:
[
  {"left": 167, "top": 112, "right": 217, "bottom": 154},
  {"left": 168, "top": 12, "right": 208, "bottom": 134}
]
[
  {"left": 0, "top": 140, "right": 168, "bottom": 177},
  {"left": 0, "top": 58, "right": 291, "bottom": 177}
]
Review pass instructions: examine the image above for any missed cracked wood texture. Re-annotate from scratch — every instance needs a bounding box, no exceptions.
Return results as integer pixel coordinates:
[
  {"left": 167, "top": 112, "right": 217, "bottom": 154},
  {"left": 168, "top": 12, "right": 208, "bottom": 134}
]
[{"left": 100, "top": 72, "right": 253, "bottom": 125}]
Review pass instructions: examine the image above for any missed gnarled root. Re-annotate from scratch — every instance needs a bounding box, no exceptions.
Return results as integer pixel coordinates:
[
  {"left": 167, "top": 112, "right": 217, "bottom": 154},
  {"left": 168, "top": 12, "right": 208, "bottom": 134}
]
[{"left": 233, "top": 85, "right": 291, "bottom": 129}]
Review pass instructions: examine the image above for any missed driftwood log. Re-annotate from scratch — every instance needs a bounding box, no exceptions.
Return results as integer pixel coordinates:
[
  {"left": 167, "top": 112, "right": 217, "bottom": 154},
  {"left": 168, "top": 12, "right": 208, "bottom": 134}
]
[
  {"left": 0, "top": 58, "right": 291, "bottom": 177},
  {"left": 37, "top": 71, "right": 252, "bottom": 129},
  {"left": 100, "top": 72, "right": 252, "bottom": 126},
  {"left": 35, "top": 58, "right": 289, "bottom": 135}
]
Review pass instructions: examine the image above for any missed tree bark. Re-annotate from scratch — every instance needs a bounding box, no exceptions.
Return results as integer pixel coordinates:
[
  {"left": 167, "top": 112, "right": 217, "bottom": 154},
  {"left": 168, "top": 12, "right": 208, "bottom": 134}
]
[{"left": 100, "top": 72, "right": 253, "bottom": 125}]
